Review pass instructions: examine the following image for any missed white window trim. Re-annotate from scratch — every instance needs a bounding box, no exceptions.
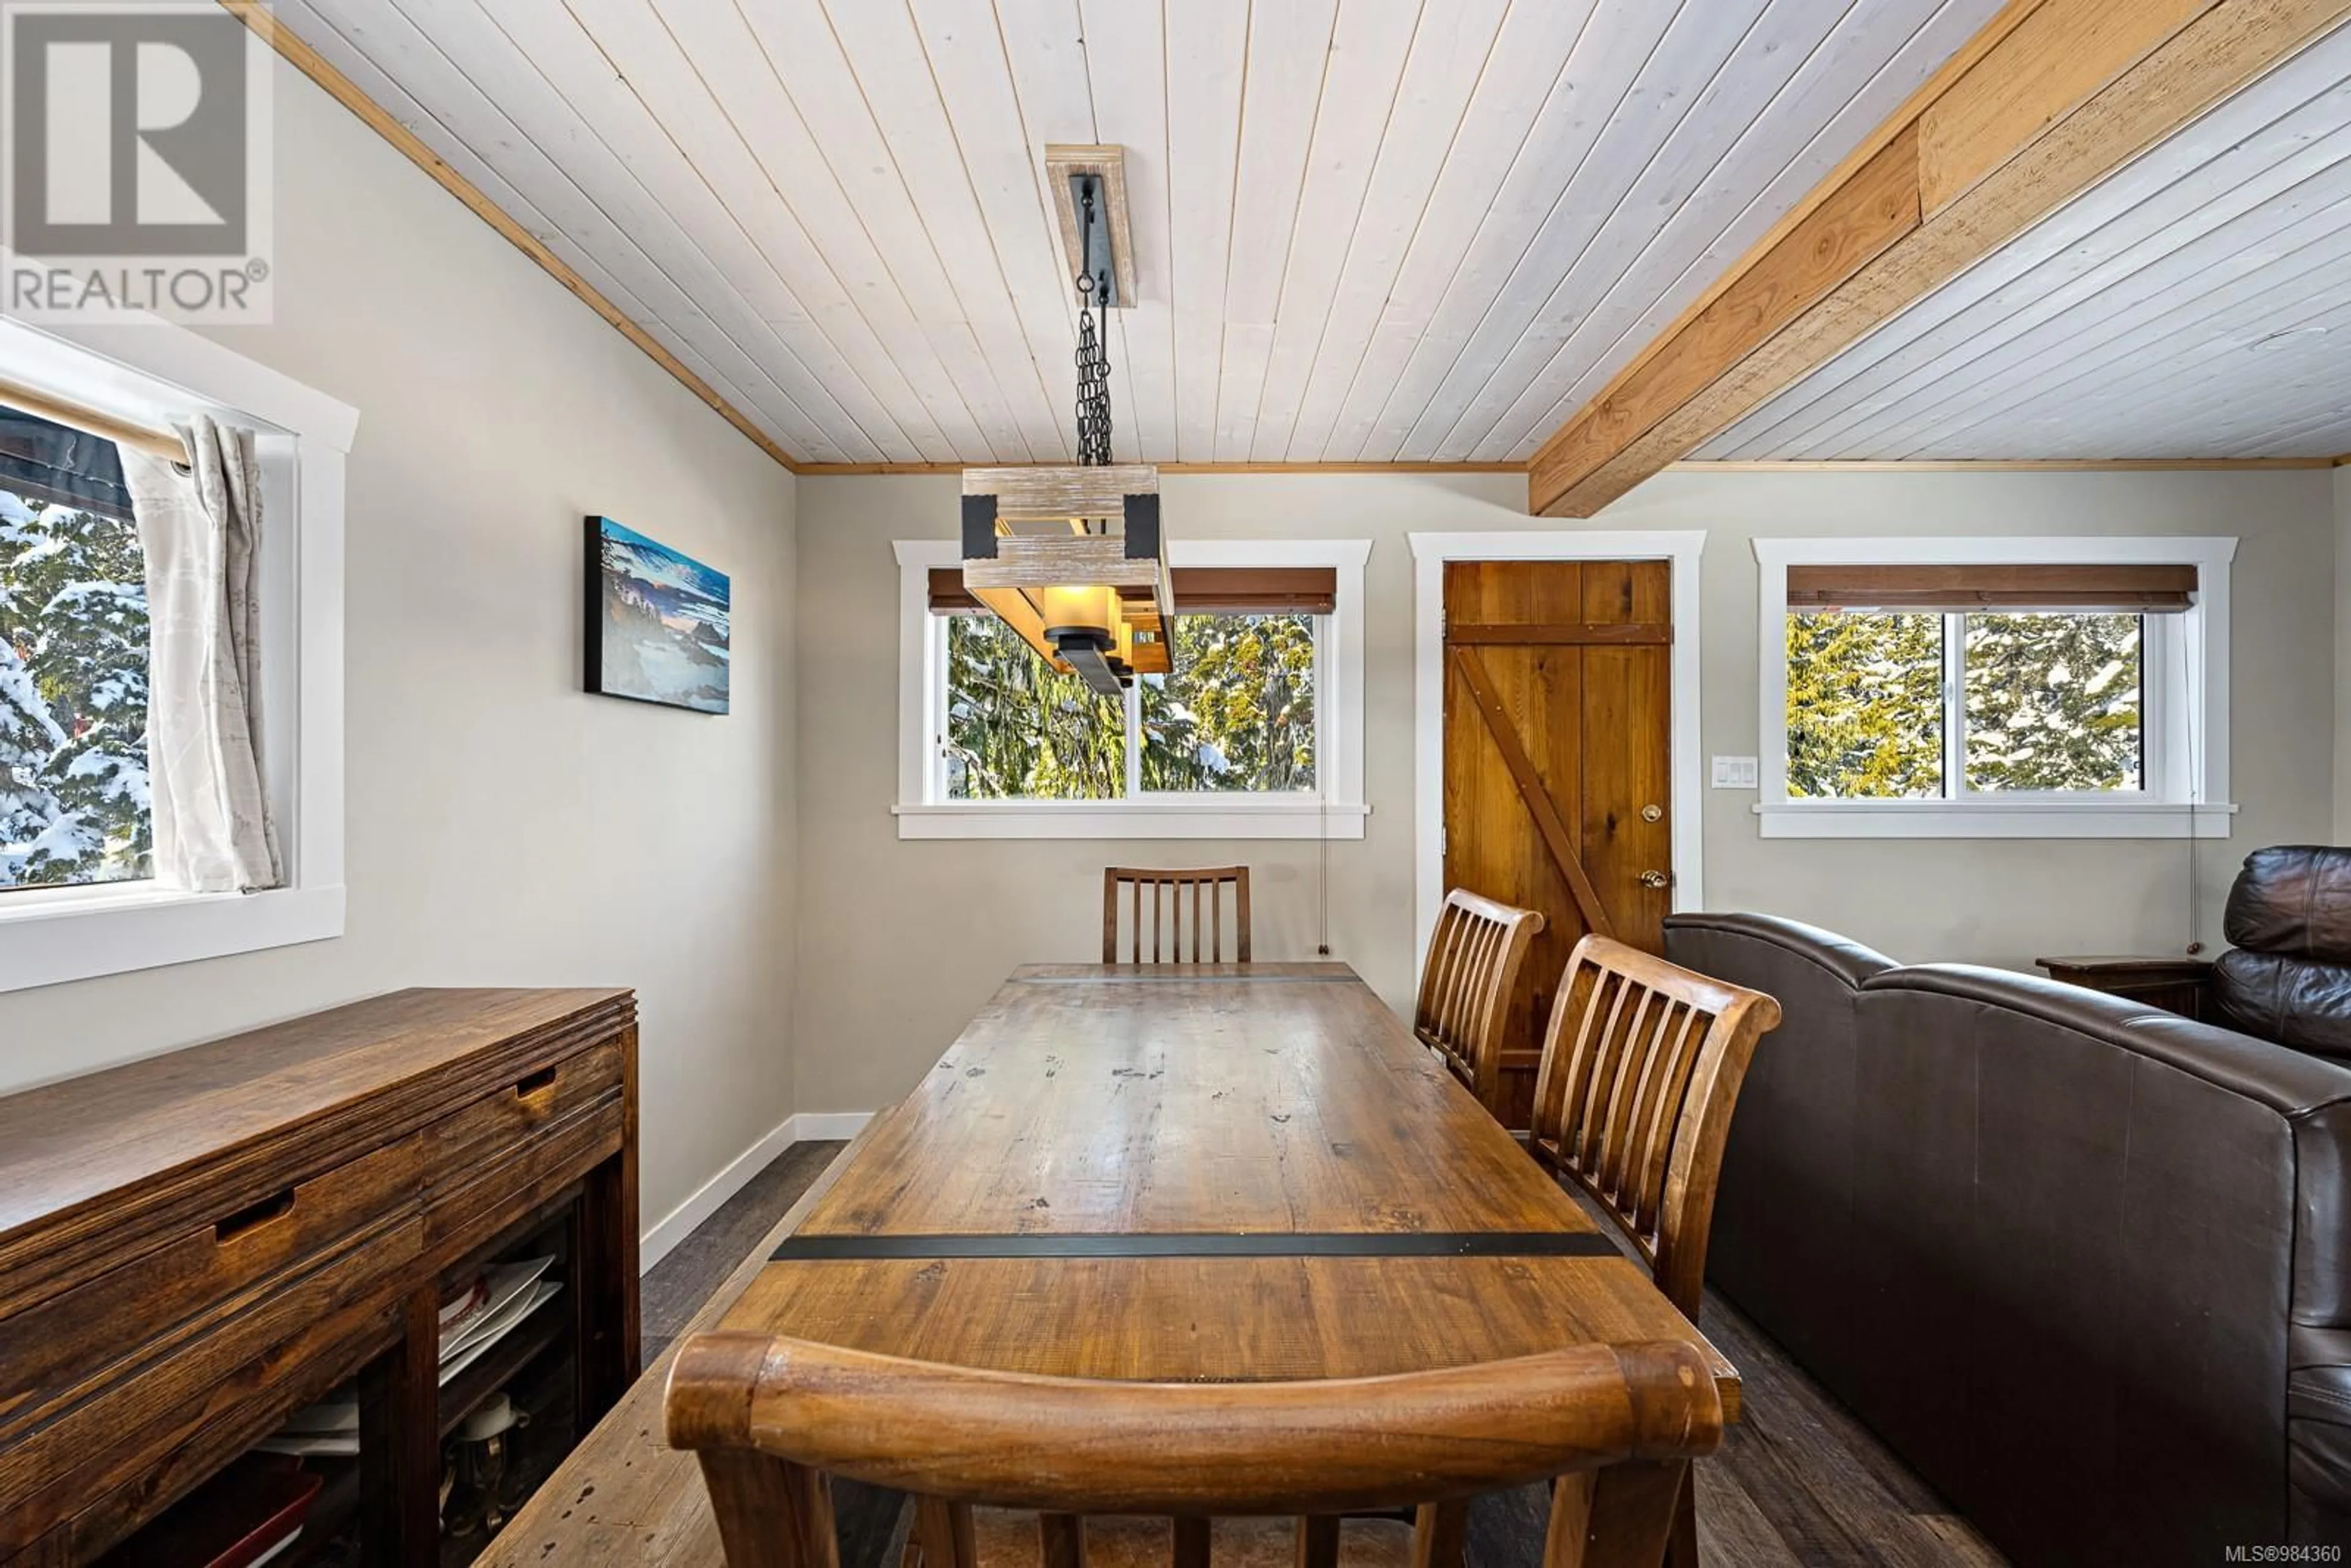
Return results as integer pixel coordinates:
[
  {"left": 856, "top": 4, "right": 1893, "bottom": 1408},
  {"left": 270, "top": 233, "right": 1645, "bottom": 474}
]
[
  {"left": 1408, "top": 530, "right": 1708, "bottom": 976},
  {"left": 891, "top": 537, "right": 1370, "bottom": 840},
  {"left": 0, "top": 312, "right": 355, "bottom": 992},
  {"left": 1753, "top": 534, "right": 2237, "bottom": 840}
]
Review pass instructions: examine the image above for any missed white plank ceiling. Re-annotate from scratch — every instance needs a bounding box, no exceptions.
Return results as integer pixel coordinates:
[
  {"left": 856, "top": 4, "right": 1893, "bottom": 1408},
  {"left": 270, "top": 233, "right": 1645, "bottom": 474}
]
[
  {"left": 274, "top": 0, "right": 2006, "bottom": 465},
  {"left": 1697, "top": 21, "right": 2351, "bottom": 464}
]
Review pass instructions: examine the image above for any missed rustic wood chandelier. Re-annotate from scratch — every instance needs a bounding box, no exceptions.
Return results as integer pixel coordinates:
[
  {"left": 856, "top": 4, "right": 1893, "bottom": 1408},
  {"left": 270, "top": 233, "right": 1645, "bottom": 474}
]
[{"left": 961, "top": 146, "right": 1169, "bottom": 698}]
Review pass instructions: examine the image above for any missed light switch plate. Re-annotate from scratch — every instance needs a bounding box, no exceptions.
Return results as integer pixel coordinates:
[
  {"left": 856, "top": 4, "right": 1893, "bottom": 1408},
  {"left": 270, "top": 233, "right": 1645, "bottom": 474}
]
[{"left": 1711, "top": 756, "right": 1759, "bottom": 789}]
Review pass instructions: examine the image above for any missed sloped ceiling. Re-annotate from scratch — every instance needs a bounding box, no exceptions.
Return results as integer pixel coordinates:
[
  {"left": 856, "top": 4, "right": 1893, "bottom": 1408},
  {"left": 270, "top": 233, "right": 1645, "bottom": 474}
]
[{"left": 272, "top": 0, "right": 2005, "bottom": 465}]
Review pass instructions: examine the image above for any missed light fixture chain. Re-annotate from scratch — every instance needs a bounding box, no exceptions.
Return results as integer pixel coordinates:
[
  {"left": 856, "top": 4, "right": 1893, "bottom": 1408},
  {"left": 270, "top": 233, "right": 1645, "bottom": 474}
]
[{"left": 1074, "top": 186, "right": 1113, "bottom": 468}]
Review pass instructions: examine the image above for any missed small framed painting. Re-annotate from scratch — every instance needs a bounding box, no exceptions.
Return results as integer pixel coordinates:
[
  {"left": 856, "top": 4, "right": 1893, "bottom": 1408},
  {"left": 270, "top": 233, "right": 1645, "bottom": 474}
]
[{"left": 583, "top": 516, "right": 731, "bottom": 714}]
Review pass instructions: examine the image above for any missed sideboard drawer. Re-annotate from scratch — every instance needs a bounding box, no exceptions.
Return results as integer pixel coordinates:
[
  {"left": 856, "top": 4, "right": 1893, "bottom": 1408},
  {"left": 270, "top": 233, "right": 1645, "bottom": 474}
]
[
  {"left": 424, "top": 1037, "right": 624, "bottom": 1190},
  {"left": 0, "top": 1131, "right": 426, "bottom": 1444},
  {"left": 424, "top": 1092, "right": 624, "bottom": 1262},
  {"left": 0, "top": 1212, "right": 421, "bottom": 1550}
]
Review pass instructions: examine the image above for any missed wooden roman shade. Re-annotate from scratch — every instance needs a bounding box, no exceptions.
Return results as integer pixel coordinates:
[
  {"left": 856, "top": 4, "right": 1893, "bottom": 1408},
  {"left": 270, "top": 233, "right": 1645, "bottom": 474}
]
[
  {"left": 1786, "top": 563, "right": 2199, "bottom": 613},
  {"left": 929, "top": 566, "right": 1335, "bottom": 616}
]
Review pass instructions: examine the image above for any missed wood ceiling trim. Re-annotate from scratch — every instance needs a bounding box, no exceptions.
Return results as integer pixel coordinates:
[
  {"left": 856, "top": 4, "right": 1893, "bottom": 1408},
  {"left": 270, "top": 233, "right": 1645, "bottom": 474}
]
[
  {"left": 216, "top": 0, "right": 809, "bottom": 475},
  {"left": 794, "top": 462, "right": 1533, "bottom": 477},
  {"left": 1528, "top": 0, "right": 2351, "bottom": 517},
  {"left": 1675, "top": 457, "right": 2336, "bottom": 471}
]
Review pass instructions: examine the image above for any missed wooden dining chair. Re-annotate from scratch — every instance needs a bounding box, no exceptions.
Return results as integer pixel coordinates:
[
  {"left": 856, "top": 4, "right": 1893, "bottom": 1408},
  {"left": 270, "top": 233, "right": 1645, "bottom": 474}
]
[
  {"left": 1413, "top": 888, "right": 1545, "bottom": 1114},
  {"left": 1103, "top": 866, "right": 1250, "bottom": 964},
  {"left": 669, "top": 1332, "right": 1725, "bottom": 1568},
  {"left": 1526, "top": 935, "right": 1782, "bottom": 1568}
]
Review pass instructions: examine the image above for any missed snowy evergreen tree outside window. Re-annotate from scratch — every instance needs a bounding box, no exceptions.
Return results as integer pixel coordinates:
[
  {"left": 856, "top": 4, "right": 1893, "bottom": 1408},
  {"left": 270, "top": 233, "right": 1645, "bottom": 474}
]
[
  {"left": 943, "top": 610, "right": 1317, "bottom": 800},
  {"left": 1785, "top": 610, "right": 1944, "bottom": 798},
  {"left": 944, "top": 612, "right": 1125, "bottom": 800},
  {"left": 1786, "top": 609, "right": 2142, "bottom": 799},
  {"left": 0, "top": 481, "right": 152, "bottom": 891},
  {"left": 1962, "top": 612, "right": 2143, "bottom": 792},
  {"left": 1141, "top": 613, "right": 1314, "bottom": 793}
]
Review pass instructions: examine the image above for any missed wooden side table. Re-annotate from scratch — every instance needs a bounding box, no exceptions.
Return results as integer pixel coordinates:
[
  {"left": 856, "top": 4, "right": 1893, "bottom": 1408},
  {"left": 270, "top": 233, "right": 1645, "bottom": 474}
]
[{"left": 2037, "top": 955, "right": 2213, "bottom": 1021}]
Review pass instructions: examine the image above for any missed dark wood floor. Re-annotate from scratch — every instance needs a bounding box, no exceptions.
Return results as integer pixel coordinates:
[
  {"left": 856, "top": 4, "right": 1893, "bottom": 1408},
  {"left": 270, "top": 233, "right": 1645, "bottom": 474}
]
[
  {"left": 642, "top": 1138, "right": 846, "bottom": 1364},
  {"left": 1684, "top": 1299, "right": 2003, "bottom": 1566},
  {"left": 640, "top": 1142, "right": 2006, "bottom": 1568}
]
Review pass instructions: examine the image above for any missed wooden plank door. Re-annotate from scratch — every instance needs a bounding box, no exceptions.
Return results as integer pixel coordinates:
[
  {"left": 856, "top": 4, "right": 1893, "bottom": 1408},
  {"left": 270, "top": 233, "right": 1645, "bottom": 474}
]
[{"left": 1442, "top": 560, "right": 1673, "bottom": 1130}]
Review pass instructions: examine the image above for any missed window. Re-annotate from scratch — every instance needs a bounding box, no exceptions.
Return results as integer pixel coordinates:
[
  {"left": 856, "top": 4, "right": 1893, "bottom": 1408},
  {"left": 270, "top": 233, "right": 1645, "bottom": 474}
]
[
  {"left": 0, "top": 418, "right": 149, "bottom": 893},
  {"left": 941, "top": 608, "right": 1316, "bottom": 802},
  {"left": 0, "top": 315, "right": 354, "bottom": 994},
  {"left": 1755, "top": 538, "right": 2235, "bottom": 839},
  {"left": 896, "top": 539, "right": 1367, "bottom": 839},
  {"left": 1787, "top": 610, "right": 2148, "bottom": 798}
]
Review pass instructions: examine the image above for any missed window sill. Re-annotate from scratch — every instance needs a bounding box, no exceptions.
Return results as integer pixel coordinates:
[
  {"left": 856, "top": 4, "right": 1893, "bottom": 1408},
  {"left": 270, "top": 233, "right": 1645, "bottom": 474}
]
[
  {"left": 1753, "top": 800, "right": 2237, "bottom": 840},
  {"left": 0, "top": 882, "right": 345, "bottom": 994},
  {"left": 893, "top": 800, "right": 1371, "bottom": 841}
]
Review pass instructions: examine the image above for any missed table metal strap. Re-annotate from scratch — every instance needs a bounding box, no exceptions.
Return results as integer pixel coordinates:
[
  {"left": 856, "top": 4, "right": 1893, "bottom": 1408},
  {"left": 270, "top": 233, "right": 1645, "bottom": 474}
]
[
  {"left": 1010, "top": 973, "right": 1359, "bottom": 985},
  {"left": 773, "top": 1231, "right": 1624, "bottom": 1261}
]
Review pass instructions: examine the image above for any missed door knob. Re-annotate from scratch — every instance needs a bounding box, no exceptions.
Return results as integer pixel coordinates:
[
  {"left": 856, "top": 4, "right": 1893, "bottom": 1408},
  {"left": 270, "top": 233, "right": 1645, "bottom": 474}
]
[
  {"left": 1640, "top": 803, "right": 1663, "bottom": 822},
  {"left": 1638, "top": 870, "right": 1668, "bottom": 889}
]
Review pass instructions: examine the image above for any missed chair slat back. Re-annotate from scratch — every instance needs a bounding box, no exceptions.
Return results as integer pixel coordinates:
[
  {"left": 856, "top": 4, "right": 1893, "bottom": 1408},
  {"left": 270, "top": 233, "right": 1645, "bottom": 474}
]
[
  {"left": 668, "top": 1334, "right": 1724, "bottom": 1568},
  {"left": 1103, "top": 867, "right": 1251, "bottom": 964},
  {"left": 1413, "top": 888, "right": 1544, "bottom": 1112},
  {"left": 1528, "top": 936, "right": 1782, "bottom": 1318}
]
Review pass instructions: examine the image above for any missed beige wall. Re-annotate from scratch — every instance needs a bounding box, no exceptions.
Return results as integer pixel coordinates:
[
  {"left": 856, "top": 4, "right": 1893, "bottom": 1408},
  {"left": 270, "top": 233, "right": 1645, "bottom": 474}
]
[
  {"left": 2336, "top": 465, "right": 2351, "bottom": 840},
  {"left": 795, "top": 467, "right": 2335, "bottom": 1114},
  {"left": 0, "top": 59, "right": 801, "bottom": 1230}
]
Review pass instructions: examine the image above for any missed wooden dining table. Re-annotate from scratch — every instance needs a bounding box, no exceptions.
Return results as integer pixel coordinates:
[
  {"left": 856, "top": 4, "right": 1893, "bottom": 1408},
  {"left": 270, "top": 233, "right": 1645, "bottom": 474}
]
[
  {"left": 486, "top": 961, "right": 1738, "bottom": 1566},
  {"left": 699, "top": 961, "right": 1738, "bottom": 1525}
]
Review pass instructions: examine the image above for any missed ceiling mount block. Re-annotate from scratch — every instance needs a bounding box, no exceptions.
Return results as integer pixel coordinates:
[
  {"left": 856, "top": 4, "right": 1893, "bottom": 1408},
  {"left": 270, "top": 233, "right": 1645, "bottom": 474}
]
[{"left": 1045, "top": 145, "right": 1138, "bottom": 309}]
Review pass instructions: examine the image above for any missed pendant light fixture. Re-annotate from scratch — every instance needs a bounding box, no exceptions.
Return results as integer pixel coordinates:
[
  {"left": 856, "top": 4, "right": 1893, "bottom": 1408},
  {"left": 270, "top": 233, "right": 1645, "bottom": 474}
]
[{"left": 961, "top": 146, "right": 1170, "bottom": 698}]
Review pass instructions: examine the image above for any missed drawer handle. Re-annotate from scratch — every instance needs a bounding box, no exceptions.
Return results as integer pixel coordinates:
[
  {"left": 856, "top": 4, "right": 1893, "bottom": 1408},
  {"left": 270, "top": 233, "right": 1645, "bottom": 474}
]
[
  {"left": 514, "top": 1065, "right": 559, "bottom": 1099},
  {"left": 216, "top": 1188, "right": 295, "bottom": 1242}
]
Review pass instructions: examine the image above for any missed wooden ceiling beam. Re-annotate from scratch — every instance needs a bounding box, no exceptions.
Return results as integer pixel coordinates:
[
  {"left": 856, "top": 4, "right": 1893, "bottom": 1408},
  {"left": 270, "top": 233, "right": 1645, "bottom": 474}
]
[{"left": 1526, "top": 0, "right": 2351, "bottom": 518}]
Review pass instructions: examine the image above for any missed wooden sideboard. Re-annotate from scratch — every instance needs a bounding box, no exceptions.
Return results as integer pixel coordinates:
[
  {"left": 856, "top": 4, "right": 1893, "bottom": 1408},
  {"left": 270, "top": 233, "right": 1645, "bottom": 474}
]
[{"left": 0, "top": 988, "right": 640, "bottom": 1566}]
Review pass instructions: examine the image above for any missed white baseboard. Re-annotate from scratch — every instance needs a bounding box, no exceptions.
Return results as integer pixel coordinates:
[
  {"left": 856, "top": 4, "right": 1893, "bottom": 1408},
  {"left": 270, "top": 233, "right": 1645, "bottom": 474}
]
[
  {"left": 788, "top": 1110, "right": 874, "bottom": 1141},
  {"left": 638, "top": 1109, "right": 877, "bottom": 1271}
]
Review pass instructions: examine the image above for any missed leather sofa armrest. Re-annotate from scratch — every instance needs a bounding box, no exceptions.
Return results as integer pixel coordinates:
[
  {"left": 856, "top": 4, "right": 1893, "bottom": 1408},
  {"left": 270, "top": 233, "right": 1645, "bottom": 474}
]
[{"left": 2289, "top": 1337, "right": 2351, "bottom": 1533}]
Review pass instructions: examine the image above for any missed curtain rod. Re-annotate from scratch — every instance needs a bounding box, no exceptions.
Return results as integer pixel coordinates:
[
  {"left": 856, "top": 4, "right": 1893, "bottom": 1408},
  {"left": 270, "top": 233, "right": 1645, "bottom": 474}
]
[{"left": 0, "top": 376, "right": 186, "bottom": 463}]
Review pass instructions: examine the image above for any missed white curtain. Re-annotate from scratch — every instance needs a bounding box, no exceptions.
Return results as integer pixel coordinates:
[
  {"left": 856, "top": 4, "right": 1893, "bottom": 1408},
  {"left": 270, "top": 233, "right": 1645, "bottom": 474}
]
[{"left": 122, "top": 415, "right": 280, "bottom": 893}]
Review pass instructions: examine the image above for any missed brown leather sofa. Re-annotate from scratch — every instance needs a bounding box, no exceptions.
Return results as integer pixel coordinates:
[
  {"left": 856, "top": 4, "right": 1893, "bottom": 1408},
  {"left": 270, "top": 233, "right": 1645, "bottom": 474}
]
[{"left": 1665, "top": 910, "right": 2351, "bottom": 1565}]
